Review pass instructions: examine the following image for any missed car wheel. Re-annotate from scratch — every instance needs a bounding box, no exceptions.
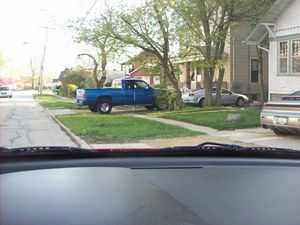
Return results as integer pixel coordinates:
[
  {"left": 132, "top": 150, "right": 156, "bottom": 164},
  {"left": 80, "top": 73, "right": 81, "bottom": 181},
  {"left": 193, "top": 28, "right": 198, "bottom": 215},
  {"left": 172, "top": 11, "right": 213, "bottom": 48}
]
[
  {"left": 273, "top": 128, "right": 290, "bottom": 135},
  {"left": 96, "top": 98, "right": 112, "bottom": 114},
  {"left": 235, "top": 97, "right": 245, "bottom": 107},
  {"left": 10, "top": 95, "right": 12, "bottom": 98},
  {"left": 88, "top": 106, "right": 97, "bottom": 113},
  {"left": 198, "top": 99, "right": 204, "bottom": 108}
]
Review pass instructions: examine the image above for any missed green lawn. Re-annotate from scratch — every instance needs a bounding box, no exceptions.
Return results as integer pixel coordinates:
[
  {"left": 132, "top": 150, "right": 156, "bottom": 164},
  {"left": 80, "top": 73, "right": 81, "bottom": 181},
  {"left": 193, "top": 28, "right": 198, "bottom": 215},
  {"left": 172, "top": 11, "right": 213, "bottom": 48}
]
[
  {"left": 144, "top": 105, "right": 233, "bottom": 116},
  {"left": 162, "top": 109, "right": 261, "bottom": 130},
  {"left": 58, "top": 114, "right": 202, "bottom": 143},
  {"left": 33, "top": 94, "right": 87, "bottom": 110},
  {"left": 33, "top": 94, "right": 59, "bottom": 101}
]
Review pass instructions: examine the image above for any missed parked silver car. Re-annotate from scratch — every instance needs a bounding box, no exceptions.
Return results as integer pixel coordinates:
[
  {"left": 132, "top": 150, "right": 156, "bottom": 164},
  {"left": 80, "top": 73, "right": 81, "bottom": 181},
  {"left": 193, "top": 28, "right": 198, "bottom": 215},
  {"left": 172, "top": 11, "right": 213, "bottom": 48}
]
[
  {"left": 182, "top": 87, "right": 248, "bottom": 107},
  {"left": 261, "top": 91, "right": 300, "bottom": 135},
  {"left": 0, "top": 86, "right": 12, "bottom": 98}
]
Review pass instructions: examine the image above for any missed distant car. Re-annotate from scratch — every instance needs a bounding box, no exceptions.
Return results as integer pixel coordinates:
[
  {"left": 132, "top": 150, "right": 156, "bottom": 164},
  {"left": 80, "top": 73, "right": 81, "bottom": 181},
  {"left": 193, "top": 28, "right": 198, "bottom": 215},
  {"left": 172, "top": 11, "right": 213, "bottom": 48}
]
[
  {"left": 261, "top": 90, "right": 300, "bottom": 135},
  {"left": 182, "top": 87, "right": 248, "bottom": 107},
  {"left": 0, "top": 86, "right": 12, "bottom": 98}
]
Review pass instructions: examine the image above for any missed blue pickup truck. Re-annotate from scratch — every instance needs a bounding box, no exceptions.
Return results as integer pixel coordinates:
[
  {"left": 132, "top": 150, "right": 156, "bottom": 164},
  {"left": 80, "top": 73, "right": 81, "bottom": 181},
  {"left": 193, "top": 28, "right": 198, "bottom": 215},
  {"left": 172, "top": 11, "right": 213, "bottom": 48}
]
[{"left": 76, "top": 78, "right": 157, "bottom": 114}]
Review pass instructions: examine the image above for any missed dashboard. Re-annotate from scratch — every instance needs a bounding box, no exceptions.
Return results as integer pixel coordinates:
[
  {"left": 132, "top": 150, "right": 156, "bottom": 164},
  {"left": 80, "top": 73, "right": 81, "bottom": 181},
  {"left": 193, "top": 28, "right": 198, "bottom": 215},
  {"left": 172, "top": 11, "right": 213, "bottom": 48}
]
[{"left": 1, "top": 156, "right": 300, "bottom": 225}]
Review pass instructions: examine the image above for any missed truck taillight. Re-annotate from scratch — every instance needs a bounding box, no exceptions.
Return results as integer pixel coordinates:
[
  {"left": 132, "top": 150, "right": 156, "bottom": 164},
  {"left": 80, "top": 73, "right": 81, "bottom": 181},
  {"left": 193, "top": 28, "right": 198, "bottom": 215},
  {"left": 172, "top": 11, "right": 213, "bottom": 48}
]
[{"left": 189, "top": 93, "right": 195, "bottom": 96}]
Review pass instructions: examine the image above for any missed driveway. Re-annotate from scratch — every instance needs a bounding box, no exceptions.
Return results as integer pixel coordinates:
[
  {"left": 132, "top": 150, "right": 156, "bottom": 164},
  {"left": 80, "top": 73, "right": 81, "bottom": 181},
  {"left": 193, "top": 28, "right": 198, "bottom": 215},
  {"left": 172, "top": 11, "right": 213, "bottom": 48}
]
[
  {"left": 0, "top": 91, "right": 77, "bottom": 148},
  {"left": 215, "top": 127, "right": 300, "bottom": 150}
]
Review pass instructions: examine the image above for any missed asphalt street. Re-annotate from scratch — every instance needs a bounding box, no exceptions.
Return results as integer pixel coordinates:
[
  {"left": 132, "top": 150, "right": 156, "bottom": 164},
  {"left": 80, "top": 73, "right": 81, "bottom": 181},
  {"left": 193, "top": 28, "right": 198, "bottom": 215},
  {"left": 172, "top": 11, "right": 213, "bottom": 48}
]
[{"left": 0, "top": 91, "right": 77, "bottom": 148}]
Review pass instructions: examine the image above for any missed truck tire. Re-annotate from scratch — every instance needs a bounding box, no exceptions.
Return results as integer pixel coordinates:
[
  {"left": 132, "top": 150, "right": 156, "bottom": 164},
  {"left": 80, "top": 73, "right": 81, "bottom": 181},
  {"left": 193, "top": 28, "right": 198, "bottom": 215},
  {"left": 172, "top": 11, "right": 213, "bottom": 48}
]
[
  {"left": 88, "top": 106, "right": 97, "bottom": 113},
  {"left": 96, "top": 98, "right": 112, "bottom": 114},
  {"left": 145, "top": 105, "right": 155, "bottom": 110},
  {"left": 145, "top": 103, "right": 160, "bottom": 110}
]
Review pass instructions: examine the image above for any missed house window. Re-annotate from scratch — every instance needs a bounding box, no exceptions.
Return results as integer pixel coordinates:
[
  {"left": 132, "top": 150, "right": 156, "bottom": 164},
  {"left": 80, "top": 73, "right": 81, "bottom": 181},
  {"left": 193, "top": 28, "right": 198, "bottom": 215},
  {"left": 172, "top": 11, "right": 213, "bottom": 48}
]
[
  {"left": 250, "top": 59, "right": 259, "bottom": 83},
  {"left": 292, "top": 39, "right": 300, "bottom": 74},
  {"left": 279, "top": 41, "right": 288, "bottom": 74}
]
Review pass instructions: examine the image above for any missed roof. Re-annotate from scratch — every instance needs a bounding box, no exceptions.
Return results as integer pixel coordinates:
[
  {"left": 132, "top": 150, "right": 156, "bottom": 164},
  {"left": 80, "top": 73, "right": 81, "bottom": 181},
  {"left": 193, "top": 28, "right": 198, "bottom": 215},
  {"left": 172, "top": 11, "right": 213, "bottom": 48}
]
[{"left": 245, "top": 0, "right": 293, "bottom": 45}]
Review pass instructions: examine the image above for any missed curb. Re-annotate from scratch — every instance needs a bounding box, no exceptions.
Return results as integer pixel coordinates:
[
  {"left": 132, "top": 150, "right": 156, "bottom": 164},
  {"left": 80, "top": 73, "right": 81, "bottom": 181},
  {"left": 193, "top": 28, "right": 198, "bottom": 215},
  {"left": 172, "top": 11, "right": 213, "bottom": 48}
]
[{"left": 43, "top": 107, "right": 91, "bottom": 149}]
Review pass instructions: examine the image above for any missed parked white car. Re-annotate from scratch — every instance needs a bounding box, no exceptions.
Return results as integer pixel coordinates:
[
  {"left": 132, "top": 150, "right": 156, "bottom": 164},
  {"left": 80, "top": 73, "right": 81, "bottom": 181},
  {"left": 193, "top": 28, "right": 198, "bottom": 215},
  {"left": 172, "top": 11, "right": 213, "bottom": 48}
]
[
  {"left": 0, "top": 86, "right": 12, "bottom": 98},
  {"left": 182, "top": 87, "right": 248, "bottom": 107}
]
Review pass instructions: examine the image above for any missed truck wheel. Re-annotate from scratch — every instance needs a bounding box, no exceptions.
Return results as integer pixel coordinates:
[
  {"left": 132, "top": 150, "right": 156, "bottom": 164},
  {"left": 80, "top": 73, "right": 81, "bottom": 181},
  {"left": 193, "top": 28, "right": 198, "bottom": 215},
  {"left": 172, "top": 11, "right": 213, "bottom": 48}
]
[
  {"left": 145, "top": 105, "right": 155, "bottom": 110},
  {"left": 96, "top": 99, "right": 112, "bottom": 114},
  {"left": 88, "top": 106, "right": 97, "bottom": 113}
]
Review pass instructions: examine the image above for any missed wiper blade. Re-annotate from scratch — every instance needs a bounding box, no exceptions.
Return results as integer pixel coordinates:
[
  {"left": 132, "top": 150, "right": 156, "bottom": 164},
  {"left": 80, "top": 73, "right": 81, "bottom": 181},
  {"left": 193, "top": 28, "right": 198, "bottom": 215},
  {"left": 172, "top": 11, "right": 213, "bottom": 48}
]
[
  {"left": 162, "top": 142, "right": 297, "bottom": 153},
  {"left": 0, "top": 146, "right": 92, "bottom": 155}
]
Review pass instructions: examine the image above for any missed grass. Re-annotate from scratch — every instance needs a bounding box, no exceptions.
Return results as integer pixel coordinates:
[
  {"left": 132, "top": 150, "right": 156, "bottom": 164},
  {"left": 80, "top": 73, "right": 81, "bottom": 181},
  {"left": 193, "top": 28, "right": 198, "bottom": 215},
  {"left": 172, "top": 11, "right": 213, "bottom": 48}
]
[
  {"left": 143, "top": 105, "right": 233, "bottom": 116},
  {"left": 57, "top": 114, "right": 202, "bottom": 143},
  {"left": 33, "top": 94, "right": 87, "bottom": 110},
  {"left": 161, "top": 109, "right": 261, "bottom": 130}
]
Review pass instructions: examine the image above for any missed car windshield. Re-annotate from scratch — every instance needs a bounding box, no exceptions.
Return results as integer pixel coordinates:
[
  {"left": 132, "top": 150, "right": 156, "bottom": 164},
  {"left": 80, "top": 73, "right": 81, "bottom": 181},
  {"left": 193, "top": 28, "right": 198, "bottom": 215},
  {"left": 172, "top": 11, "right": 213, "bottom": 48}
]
[
  {"left": 0, "top": 0, "right": 299, "bottom": 153},
  {"left": 0, "top": 86, "right": 9, "bottom": 91}
]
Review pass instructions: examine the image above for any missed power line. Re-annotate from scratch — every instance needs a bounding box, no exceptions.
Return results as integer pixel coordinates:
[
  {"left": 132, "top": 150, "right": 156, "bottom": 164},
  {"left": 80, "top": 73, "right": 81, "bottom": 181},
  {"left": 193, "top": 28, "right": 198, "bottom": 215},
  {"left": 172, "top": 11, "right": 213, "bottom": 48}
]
[{"left": 80, "top": 0, "right": 99, "bottom": 26}]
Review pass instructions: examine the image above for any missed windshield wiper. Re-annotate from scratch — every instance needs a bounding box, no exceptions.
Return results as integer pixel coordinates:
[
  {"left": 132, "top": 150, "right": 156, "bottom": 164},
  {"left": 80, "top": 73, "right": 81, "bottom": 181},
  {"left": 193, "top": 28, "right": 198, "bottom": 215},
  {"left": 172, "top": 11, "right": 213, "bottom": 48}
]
[
  {"left": 0, "top": 146, "right": 92, "bottom": 155},
  {"left": 161, "top": 142, "right": 297, "bottom": 153}
]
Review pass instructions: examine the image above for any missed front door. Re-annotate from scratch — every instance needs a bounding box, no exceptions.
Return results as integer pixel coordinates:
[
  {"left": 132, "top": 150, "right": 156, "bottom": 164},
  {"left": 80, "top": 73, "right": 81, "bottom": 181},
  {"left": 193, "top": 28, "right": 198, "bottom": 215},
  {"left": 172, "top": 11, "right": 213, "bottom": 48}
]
[
  {"left": 134, "top": 80, "right": 154, "bottom": 105},
  {"left": 221, "top": 89, "right": 233, "bottom": 105}
]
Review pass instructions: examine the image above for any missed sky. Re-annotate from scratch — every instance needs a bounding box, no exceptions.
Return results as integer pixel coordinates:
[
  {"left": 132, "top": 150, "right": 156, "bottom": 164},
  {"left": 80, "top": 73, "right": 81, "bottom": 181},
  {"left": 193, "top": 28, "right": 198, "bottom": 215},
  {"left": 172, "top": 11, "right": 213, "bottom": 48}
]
[{"left": 0, "top": 0, "right": 140, "bottom": 79}]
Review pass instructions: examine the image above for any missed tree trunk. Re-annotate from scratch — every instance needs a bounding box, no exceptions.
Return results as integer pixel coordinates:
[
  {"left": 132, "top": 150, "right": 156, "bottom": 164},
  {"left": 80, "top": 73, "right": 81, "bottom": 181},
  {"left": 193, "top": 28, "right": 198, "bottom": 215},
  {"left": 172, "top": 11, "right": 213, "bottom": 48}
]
[
  {"left": 186, "top": 62, "right": 191, "bottom": 89},
  {"left": 31, "top": 74, "right": 35, "bottom": 89},
  {"left": 93, "top": 63, "right": 100, "bottom": 88},
  {"left": 204, "top": 69, "right": 212, "bottom": 106},
  {"left": 257, "top": 47, "right": 265, "bottom": 103},
  {"left": 216, "top": 68, "right": 225, "bottom": 105},
  {"left": 98, "top": 52, "right": 107, "bottom": 88}
]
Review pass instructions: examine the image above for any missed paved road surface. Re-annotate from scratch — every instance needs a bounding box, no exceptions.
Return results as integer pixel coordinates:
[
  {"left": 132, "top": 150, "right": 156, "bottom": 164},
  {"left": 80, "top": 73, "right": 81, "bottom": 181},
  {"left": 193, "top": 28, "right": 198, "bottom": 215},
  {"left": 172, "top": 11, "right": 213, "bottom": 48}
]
[{"left": 0, "top": 91, "right": 77, "bottom": 148}]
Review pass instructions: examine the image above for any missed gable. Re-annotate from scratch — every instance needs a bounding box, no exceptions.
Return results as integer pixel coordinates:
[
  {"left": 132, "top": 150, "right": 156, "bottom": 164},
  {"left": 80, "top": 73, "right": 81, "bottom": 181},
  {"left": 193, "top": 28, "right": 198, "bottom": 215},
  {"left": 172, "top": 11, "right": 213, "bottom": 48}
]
[{"left": 274, "top": 0, "right": 300, "bottom": 36}]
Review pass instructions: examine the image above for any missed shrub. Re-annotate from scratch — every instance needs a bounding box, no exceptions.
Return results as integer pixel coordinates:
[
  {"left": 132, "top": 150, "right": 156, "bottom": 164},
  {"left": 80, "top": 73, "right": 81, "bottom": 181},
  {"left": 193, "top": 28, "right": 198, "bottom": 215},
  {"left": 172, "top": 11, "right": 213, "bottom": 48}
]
[
  {"left": 59, "top": 84, "right": 77, "bottom": 98},
  {"left": 154, "top": 88, "right": 183, "bottom": 110}
]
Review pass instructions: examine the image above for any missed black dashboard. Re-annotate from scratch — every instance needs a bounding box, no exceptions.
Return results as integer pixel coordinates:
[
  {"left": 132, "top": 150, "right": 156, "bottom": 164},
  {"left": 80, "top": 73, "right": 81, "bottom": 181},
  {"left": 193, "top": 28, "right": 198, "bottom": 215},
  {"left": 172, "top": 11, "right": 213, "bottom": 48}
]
[{"left": 1, "top": 156, "right": 300, "bottom": 225}]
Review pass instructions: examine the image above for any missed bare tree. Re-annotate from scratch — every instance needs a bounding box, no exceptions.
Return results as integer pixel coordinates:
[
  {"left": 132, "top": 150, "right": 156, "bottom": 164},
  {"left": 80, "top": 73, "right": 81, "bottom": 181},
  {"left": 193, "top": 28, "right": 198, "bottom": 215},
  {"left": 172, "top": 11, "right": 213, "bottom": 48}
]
[{"left": 29, "top": 58, "right": 38, "bottom": 89}]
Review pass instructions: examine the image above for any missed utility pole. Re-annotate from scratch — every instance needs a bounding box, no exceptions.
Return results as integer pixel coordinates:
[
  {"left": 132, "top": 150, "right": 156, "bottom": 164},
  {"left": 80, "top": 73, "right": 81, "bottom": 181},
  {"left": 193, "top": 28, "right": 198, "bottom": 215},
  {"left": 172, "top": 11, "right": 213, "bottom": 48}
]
[{"left": 38, "top": 26, "right": 50, "bottom": 95}]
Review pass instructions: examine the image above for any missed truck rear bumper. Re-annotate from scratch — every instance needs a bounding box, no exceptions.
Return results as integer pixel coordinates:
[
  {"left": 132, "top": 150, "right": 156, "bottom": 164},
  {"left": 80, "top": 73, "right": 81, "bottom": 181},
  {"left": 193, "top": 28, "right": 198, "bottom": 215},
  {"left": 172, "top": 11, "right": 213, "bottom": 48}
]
[{"left": 76, "top": 99, "right": 85, "bottom": 106}]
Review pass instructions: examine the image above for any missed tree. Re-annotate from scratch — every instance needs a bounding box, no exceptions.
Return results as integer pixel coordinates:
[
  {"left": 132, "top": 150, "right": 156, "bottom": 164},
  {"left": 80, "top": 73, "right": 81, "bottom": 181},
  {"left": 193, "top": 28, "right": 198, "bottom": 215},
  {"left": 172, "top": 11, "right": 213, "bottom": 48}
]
[
  {"left": 71, "top": 13, "right": 124, "bottom": 88},
  {"left": 172, "top": 0, "right": 274, "bottom": 106},
  {"left": 62, "top": 66, "right": 89, "bottom": 88},
  {"left": 105, "top": 0, "right": 181, "bottom": 96},
  {"left": 29, "top": 58, "right": 38, "bottom": 89},
  {"left": 59, "top": 68, "right": 70, "bottom": 81}
]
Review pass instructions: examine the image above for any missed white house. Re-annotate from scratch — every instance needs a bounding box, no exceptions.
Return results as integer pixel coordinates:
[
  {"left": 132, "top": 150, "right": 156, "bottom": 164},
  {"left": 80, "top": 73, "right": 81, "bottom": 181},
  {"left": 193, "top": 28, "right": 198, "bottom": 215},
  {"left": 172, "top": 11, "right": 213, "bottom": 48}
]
[{"left": 245, "top": 0, "right": 300, "bottom": 100}]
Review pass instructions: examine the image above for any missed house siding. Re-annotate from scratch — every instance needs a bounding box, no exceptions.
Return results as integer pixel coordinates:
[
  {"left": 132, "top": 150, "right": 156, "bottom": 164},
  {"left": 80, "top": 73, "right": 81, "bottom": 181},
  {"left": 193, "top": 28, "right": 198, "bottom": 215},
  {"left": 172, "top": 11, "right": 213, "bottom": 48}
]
[
  {"left": 231, "top": 23, "right": 268, "bottom": 101},
  {"left": 269, "top": 0, "right": 300, "bottom": 100},
  {"left": 274, "top": 0, "right": 300, "bottom": 37}
]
